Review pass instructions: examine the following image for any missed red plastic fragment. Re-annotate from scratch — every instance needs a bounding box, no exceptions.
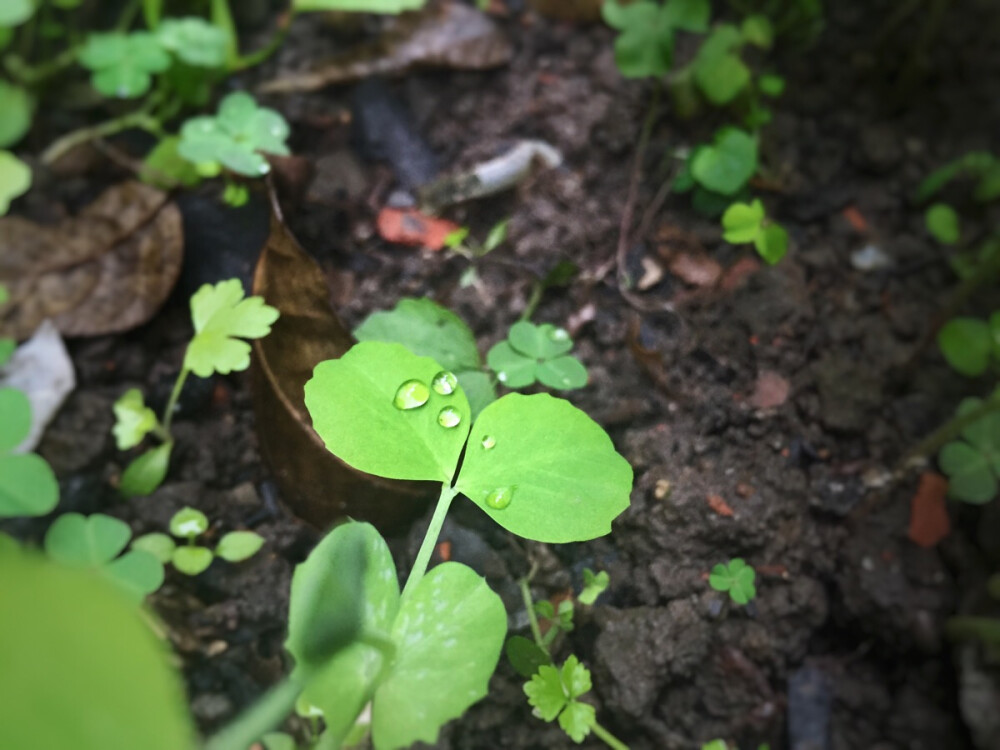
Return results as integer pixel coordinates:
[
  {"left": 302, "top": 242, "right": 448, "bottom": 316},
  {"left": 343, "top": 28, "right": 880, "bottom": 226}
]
[
  {"left": 908, "top": 472, "right": 951, "bottom": 548},
  {"left": 707, "top": 494, "right": 735, "bottom": 517},
  {"left": 376, "top": 207, "right": 461, "bottom": 250}
]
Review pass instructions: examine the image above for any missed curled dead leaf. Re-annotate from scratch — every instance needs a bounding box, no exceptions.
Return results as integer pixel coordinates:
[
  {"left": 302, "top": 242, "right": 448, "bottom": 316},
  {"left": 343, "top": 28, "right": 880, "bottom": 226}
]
[
  {"left": 0, "top": 181, "right": 182, "bottom": 340},
  {"left": 260, "top": 2, "right": 513, "bottom": 94},
  {"left": 251, "top": 190, "right": 432, "bottom": 530}
]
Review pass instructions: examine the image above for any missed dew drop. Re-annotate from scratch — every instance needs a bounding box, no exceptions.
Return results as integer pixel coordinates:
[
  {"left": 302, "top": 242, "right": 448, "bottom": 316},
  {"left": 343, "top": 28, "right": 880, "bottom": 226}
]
[
  {"left": 481, "top": 435, "right": 496, "bottom": 450},
  {"left": 484, "top": 486, "right": 514, "bottom": 510},
  {"left": 550, "top": 327, "right": 569, "bottom": 341},
  {"left": 497, "top": 371, "right": 508, "bottom": 383},
  {"left": 437, "top": 406, "right": 461, "bottom": 428},
  {"left": 431, "top": 371, "right": 458, "bottom": 395},
  {"left": 393, "top": 380, "right": 430, "bottom": 410}
]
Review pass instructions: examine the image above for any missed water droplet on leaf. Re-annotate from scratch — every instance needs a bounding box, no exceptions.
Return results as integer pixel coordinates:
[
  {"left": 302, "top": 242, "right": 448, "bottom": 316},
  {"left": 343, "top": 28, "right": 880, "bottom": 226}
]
[
  {"left": 431, "top": 371, "right": 458, "bottom": 395},
  {"left": 481, "top": 435, "right": 496, "bottom": 450},
  {"left": 484, "top": 486, "right": 514, "bottom": 510},
  {"left": 497, "top": 371, "right": 508, "bottom": 383},
  {"left": 393, "top": 380, "right": 430, "bottom": 410},
  {"left": 437, "top": 406, "right": 461, "bottom": 428},
  {"left": 550, "top": 327, "right": 569, "bottom": 341}
]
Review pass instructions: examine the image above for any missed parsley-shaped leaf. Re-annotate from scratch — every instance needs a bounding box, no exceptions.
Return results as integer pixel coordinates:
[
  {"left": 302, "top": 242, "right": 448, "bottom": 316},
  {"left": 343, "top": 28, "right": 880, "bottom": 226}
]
[
  {"left": 524, "top": 664, "right": 567, "bottom": 721},
  {"left": 558, "top": 700, "right": 596, "bottom": 743},
  {"left": 561, "top": 654, "right": 592, "bottom": 699},
  {"left": 183, "top": 279, "right": 279, "bottom": 378},
  {"left": 112, "top": 388, "right": 160, "bottom": 450},
  {"left": 709, "top": 558, "right": 757, "bottom": 604}
]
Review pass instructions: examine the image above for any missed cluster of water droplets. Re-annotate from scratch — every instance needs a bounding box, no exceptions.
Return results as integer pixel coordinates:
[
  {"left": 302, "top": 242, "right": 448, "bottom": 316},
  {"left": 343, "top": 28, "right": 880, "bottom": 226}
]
[{"left": 391, "top": 371, "right": 467, "bottom": 432}]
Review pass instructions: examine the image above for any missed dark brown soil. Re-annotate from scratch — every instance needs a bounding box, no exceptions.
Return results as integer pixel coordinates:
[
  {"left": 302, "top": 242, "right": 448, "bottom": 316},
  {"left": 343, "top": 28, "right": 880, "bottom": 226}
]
[{"left": 9, "top": 1, "right": 1000, "bottom": 748}]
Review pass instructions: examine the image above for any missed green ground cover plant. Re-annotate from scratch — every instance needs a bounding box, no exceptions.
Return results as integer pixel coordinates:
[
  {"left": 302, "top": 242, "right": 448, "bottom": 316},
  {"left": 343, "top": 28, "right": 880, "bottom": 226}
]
[
  {"left": 0, "top": 386, "right": 59, "bottom": 519},
  {"left": 112, "top": 279, "right": 279, "bottom": 497},
  {"left": 709, "top": 558, "right": 757, "bottom": 604}
]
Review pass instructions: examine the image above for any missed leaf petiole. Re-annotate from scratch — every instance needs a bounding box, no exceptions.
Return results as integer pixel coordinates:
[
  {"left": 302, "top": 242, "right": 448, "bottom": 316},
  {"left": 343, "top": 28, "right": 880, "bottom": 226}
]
[{"left": 401, "top": 483, "right": 458, "bottom": 599}]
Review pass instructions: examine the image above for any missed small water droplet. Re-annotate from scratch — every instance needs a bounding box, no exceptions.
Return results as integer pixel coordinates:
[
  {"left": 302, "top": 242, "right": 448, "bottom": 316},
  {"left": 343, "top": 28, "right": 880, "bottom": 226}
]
[
  {"left": 484, "top": 486, "right": 514, "bottom": 510},
  {"left": 497, "top": 371, "right": 508, "bottom": 383},
  {"left": 431, "top": 371, "right": 458, "bottom": 395},
  {"left": 437, "top": 406, "right": 461, "bottom": 428},
  {"left": 481, "top": 435, "right": 496, "bottom": 450},
  {"left": 393, "top": 380, "right": 430, "bottom": 410},
  {"left": 550, "top": 327, "right": 569, "bottom": 341}
]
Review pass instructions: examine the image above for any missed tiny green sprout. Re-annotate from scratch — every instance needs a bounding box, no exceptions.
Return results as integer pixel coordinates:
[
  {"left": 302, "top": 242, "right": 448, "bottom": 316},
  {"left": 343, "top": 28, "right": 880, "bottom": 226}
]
[
  {"left": 938, "top": 397, "right": 1000, "bottom": 505},
  {"left": 524, "top": 655, "right": 597, "bottom": 743},
  {"left": 44, "top": 512, "right": 164, "bottom": 601},
  {"left": 925, "top": 203, "right": 961, "bottom": 245},
  {"left": 602, "top": 0, "right": 710, "bottom": 79},
  {"left": 0, "top": 387, "right": 59, "bottom": 519},
  {"left": 937, "top": 312, "right": 1000, "bottom": 377},
  {"left": 709, "top": 558, "right": 757, "bottom": 605},
  {"left": 487, "top": 321, "right": 588, "bottom": 391},
  {"left": 141, "top": 137, "right": 202, "bottom": 190},
  {"left": 917, "top": 151, "right": 1000, "bottom": 204},
  {"left": 443, "top": 219, "right": 509, "bottom": 258},
  {"left": 721, "top": 198, "right": 789, "bottom": 264},
  {"left": 135, "top": 506, "right": 264, "bottom": 576},
  {"left": 78, "top": 32, "right": 171, "bottom": 98},
  {"left": 155, "top": 17, "right": 229, "bottom": 69},
  {"left": 579, "top": 568, "right": 610, "bottom": 605},
  {"left": 757, "top": 73, "right": 786, "bottom": 97},
  {"left": 692, "top": 25, "right": 751, "bottom": 106},
  {"left": 0, "top": 150, "right": 30, "bottom": 215},
  {"left": 177, "top": 92, "right": 291, "bottom": 177},
  {"left": 114, "top": 279, "right": 279, "bottom": 496},
  {"left": 691, "top": 127, "right": 759, "bottom": 196},
  {"left": 701, "top": 741, "right": 729, "bottom": 750},
  {"left": 222, "top": 181, "right": 250, "bottom": 207}
]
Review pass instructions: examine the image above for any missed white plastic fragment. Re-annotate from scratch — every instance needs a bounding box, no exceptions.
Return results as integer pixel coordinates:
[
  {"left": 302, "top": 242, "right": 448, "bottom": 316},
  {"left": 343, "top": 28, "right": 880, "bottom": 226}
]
[
  {"left": 850, "top": 243, "right": 893, "bottom": 271},
  {"left": 471, "top": 140, "right": 563, "bottom": 196},
  {"left": 1, "top": 320, "right": 76, "bottom": 453}
]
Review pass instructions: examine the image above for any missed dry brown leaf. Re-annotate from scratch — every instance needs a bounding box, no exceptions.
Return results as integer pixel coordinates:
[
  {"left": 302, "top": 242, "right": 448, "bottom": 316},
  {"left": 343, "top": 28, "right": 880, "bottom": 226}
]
[
  {"left": 0, "top": 181, "right": 182, "bottom": 340},
  {"left": 260, "top": 2, "right": 513, "bottom": 94},
  {"left": 667, "top": 252, "right": 722, "bottom": 287},
  {"left": 908, "top": 472, "right": 950, "bottom": 548},
  {"left": 749, "top": 370, "right": 790, "bottom": 410},
  {"left": 251, "top": 191, "right": 432, "bottom": 530}
]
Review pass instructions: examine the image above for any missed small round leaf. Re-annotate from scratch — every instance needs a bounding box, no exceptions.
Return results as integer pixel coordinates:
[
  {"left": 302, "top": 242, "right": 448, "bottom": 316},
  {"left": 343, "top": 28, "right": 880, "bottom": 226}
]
[
  {"left": 216, "top": 531, "right": 265, "bottom": 562},
  {"left": 172, "top": 546, "right": 213, "bottom": 575}
]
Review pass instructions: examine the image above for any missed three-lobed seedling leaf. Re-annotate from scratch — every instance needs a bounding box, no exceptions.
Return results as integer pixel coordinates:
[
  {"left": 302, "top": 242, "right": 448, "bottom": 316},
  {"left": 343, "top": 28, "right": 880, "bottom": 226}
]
[
  {"left": 487, "top": 321, "right": 588, "bottom": 391},
  {"left": 709, "top": 558, "right": 757, "bottom": 604},
  {"left": 133, "top": 506, "right": 264, "bottom": 575},
  {"left": 721, "top": 198, "right": 789, "bottom": 264},
  {"left": 938, "top": 397, "right": 1000, "bottom": 504},
  {"left": 78, "top": 32, "right": 172, "bottom": 98},
  {"left": 602, "top": 0, "right": 710, "bottom": 78},
  {"left": 579, "top": 568, "right": 610, "bottom": 605},
  {"left": 937, "top": 312, "right": 1000, "bottom": 377},
  {"left": 178, "top": 92, "right": 291, "bottom": 177},
  {"left": 44, "top": 512, "right": 164, "bottom": 601},
  {"left": 155, "top": 17, "right": 229, "bottom": 69},
  {"left": 691, "top": 127, "right": 759, "bottom": 196},
  {"left": 0, "top": 387, "right": 59, "bottom": 519},
  {"left": 524, "top": 655, "right": 597, "bottom": 743},
  {"left": 0, "top": 150, "right": 30, "bottom": 214}
]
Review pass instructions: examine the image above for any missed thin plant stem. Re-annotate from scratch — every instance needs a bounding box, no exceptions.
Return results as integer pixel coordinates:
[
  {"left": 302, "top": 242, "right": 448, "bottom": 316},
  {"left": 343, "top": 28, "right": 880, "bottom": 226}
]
[
  {"left": 592, "top": 720, "right": 630, "bottom": 750},
  {"left": 41, "top": 109, "right": 161, "bottom": 165},
  {"left": 204, "top": 677, "right": 303, "bottom": 750},
  {"left": 519, "top": 281, "right": 544, "bottom": 323},
  {"left": 402, "top": 483, "right": 458, "bottom": 599},
  {"left": 161, "top": 367, "right": 190, "bottom": 435},
  {"left": 519, "top": 577, "right": 546, "bottom": 652},
  {"left": 899, "top": 394, "right": 1000, "bottom": 471},
  {"left": 4, "top": 46, "right": 78, "bottom": 85}
]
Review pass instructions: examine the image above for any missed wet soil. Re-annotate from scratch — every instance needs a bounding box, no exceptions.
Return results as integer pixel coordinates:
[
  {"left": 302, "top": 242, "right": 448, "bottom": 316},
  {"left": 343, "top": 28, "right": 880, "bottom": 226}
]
[{"left": 10, "top": 1, "right": 1000, "bottom": 748}]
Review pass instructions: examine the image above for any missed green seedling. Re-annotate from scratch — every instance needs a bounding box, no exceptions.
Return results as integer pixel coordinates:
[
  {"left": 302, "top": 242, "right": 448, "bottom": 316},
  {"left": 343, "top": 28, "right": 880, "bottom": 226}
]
[
  {"left": 0, "top": 387, "right": 59, "bottom": 519},
  {"left": 0, "top": 150, "right": 30, "bottom": 215},
  {"left": 690, "top": 127, "right": 759, "bottom": 196},
  {"left": 226, "top": 341, "right": 632, "bottom": 749},
  {"left": 443, "top": 218, "right": 509, "bottom": 259},
  {"left": 925, "top": 203, "right": 961, "bottom": 245},
  {"left": 709, "top": 558, "right": 757, "bottom": 604},
  {"left": 78, "top": 32, "right": 172, "bottom": 98},
  {"left": 690, "top": 19, "right": 772, "bottom": 106},
  {"left": 0, "top": 80, "right": 32, "bottom": 148},
  {"left": 721, "top": 198, "right": 789, "bottom": 264},
  {"left": 507, "top": 569, "right": 625, "bottom": 747},
  {"left": 354, "top": 297, "right": 497, "bottom": 418},
  {"left": 44, "top": 512, "right": 164, "bottom": 601},
  {"left": 938, "top": 396, "right": 1000, "bottom": 505},
  {"left": 487, "top": 321, "right": 588, "bottom": 391},
  {"left": 917, "top": 151, "right": 1000, "bottom": 204},
  {"left": 177, "top": 91, "right": 290, "bottom": 178},
  {"left": 133, "top": 506, "right": 264, "bottom": 575},
  {"left": 156, "top": 17, "right": 229, "bottom": 69},
  {"left": 937, "top": 312, "right": 1000, "bottom": 377},
  {"left": 112, "top": 278, "right": 279, "bottom": 497},
  {"left": 0, "top": 0, "right": 34, "bottom": 27},
  {"left": 602, "top": 0, "right": 710, "bottom": 78}
]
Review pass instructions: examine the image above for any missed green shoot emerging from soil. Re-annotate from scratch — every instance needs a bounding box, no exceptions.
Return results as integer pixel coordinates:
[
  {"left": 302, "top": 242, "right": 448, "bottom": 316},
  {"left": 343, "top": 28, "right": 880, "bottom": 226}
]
[
  {"left": 133, "top": 506, "right": 264, "bottom": 575},
  {"left": 0, "top": 387, "right": 58, "bottom": 519},
  {"left": 202, "top": 341, "right": 632, "bottom": 750},
  {"left": 112, "top": 279, "right": 279, "bottom": 497},
  {"left": 0, "top": 150, "right": 30, "bottom": 215},
  {"left": 709, "top": 558, "right": 758, "bottom": 605},
  {"left": 721, "top": 198, "right": 789, "bottom": 264},
  {"left": 487, "top": 321, "right": 588, "bottom": 391}
]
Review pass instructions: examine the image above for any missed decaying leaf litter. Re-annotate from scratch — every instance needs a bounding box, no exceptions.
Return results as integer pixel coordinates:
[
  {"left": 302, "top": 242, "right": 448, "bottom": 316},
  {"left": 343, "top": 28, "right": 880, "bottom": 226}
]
[{"left": 3, "top": 1, "right": 1000, "bottom": 749}]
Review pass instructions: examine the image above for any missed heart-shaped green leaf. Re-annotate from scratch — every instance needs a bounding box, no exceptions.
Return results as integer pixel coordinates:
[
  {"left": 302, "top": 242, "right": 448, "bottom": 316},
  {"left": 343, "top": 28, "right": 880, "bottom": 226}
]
[
  {"left": 305, "top": 342, "right": 471, "bottom": 482},
  {"left": 456, "top": 393, "right": 633, "bottom": 542},
  {"left": 105, "top": 550, "right": 165, "bottom": 601},
  {"left": 0, "top": 453, "right": 59, "bottom": 518},
  {"left": 216, "top": 531, "right": 264, "bottom": 562},
  {"left": 938, "top": 318, "right": 992, "bottom": 376},
  {"left": 172, "top": 546, "right": 213, "bottom": 575},
  {"left": 372, "top": 562, "right": 507, "bottom": 750},
  {"left": 691, "top": 127, "right": 758, "bottom": 196},
  {"left": 536, "top": 356, "right": 588, "bottom": 390},
  {"left": 486, "top": 341, "right": 536, "bottom": 389},
  {"left": 721, "top": 198, "right": 764, "bottom": 243},
  {"left": 132, "top": 533, "right": 177, "bottom": 564},
  {"left": 940, "top": 441, "right": 996, "bottom": 504},
  {"left": 508, "top": 321, "right": 572, "bottom": 360},
  {"left": 45, "top": 513, "right": 131, "bottom": 566}
]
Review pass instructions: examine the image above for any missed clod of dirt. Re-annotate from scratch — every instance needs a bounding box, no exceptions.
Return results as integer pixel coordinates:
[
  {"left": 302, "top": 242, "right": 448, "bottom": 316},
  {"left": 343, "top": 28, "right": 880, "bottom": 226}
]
[
  {"left": 0, "top": 181, "right": 183, "bottom": 340},
  {"left": 814, "top": 354, "right": 883, "bottom": 434}
]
